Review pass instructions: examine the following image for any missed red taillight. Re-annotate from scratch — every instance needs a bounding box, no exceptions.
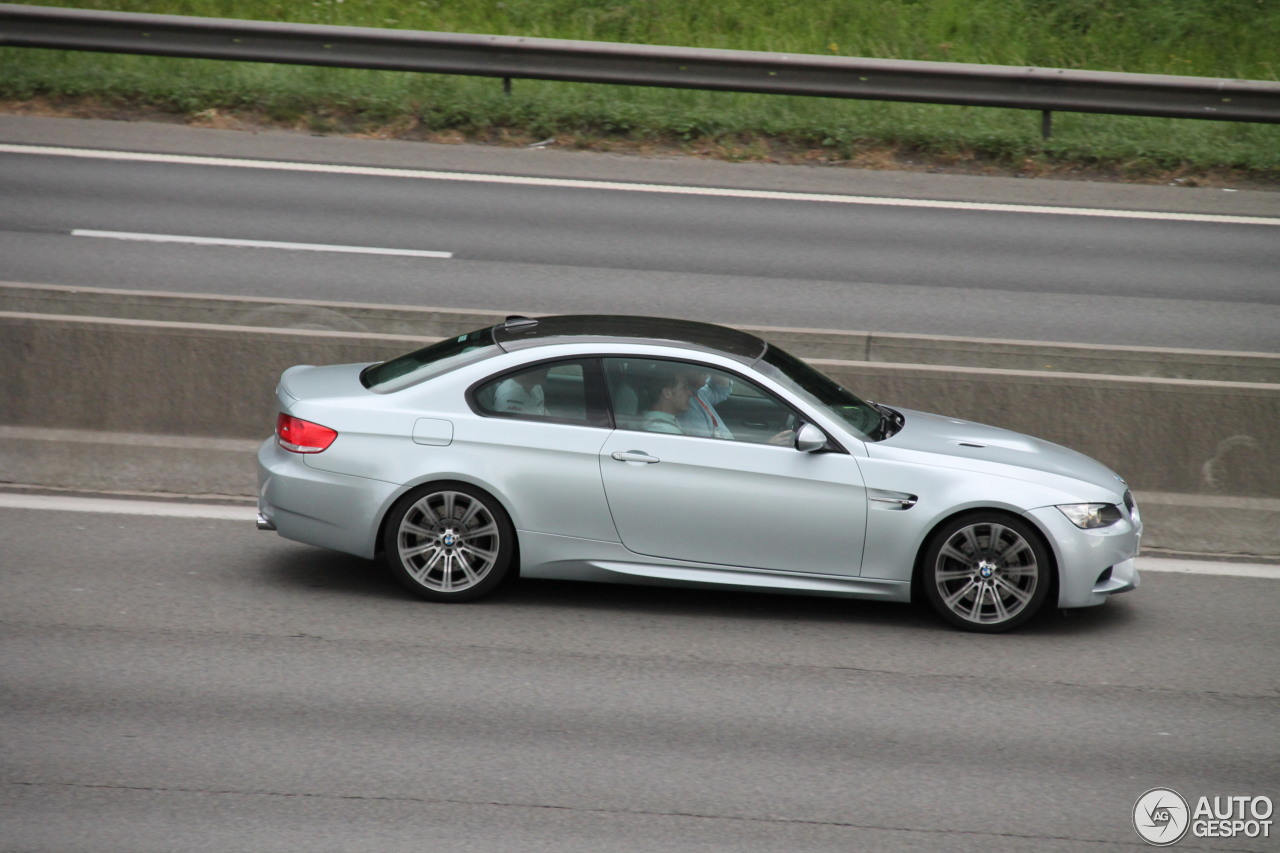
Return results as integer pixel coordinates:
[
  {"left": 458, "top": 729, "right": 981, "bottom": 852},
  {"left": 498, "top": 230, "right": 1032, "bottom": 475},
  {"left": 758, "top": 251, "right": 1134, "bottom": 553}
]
[{"left": 277, "top": 413, "right": 338, "bottom": 454}]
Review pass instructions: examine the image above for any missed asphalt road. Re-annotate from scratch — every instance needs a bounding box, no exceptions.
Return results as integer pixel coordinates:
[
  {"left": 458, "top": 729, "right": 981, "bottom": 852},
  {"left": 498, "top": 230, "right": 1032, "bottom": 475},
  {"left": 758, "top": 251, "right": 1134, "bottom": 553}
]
[
  {"left": 2, "top": 501, "right": 1277, "bottom": 852},
  {"left": 1, "top": 115, "right": 1278, "bottom": 352}
]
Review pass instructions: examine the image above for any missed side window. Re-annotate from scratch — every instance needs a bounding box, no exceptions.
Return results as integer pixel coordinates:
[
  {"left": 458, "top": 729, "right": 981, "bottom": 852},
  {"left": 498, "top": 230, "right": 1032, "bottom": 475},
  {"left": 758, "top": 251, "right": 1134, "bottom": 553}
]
[
  {"left": 473, "top": 360, "right": 596, "bottom": 425},
  {"left": 604, "top": 358, "right": 798, "bottom": 445}
]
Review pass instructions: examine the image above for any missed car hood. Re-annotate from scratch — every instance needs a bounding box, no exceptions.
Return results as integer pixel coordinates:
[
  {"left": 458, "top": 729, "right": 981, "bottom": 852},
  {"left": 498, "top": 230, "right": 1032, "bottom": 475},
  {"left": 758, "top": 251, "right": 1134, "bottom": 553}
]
[{"left": 868, "top": 408, "right": 1126, "bottom": 497}]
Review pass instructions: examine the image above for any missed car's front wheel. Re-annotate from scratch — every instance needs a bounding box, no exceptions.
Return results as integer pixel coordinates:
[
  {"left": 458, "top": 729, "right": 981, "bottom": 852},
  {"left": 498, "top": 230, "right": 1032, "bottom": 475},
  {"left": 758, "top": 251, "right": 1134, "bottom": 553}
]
[
  {"left": 921, "top": 513, "right": 1051, "bottom": 632},
  {"left": 383, "top": 483, "right": 515, "bottom": 602}
]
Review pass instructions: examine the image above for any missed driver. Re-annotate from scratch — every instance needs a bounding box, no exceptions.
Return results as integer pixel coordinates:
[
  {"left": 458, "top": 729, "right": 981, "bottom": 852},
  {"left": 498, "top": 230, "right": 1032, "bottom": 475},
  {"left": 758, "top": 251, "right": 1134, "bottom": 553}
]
[{"left": 640, "top": 365, "right": 695, "bottom": 434}]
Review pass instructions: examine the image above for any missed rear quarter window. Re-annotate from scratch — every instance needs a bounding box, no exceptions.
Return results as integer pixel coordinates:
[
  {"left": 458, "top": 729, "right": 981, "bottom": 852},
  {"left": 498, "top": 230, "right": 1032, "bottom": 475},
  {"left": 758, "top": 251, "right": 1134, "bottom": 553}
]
[{"left": 473, "top": 360, "right": 608, "bottom": 426}]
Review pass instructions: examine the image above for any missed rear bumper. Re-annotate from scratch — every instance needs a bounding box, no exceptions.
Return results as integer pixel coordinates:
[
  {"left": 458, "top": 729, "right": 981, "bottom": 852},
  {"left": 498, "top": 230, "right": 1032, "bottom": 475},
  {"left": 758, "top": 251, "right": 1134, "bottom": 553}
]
[{"left": 256, "top": 438, "right": 396, "bottom": 559}]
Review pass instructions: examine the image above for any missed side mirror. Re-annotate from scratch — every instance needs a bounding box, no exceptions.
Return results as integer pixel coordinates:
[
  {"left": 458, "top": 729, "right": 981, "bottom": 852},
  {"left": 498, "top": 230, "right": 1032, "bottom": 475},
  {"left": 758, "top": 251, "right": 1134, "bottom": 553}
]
[{"left": 795, "top": 423, "right": 827, "bottom": 453}]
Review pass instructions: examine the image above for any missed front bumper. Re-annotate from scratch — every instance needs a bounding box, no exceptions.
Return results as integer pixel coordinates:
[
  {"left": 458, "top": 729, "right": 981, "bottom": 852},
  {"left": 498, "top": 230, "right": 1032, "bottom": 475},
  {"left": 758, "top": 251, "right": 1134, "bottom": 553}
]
[{"left": 1025, "top": 505, "right": 1142, "bottom": 609}]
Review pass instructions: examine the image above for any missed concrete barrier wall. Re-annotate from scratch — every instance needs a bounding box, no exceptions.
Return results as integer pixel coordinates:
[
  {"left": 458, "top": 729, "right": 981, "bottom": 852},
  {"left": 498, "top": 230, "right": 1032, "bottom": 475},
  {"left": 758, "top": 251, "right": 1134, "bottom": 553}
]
[
  {"left": 4, "top": 309, "right": 1277, "bottom": 495},
  {"left": 0, "top": 313, "right": 416, "bottom": 439}
]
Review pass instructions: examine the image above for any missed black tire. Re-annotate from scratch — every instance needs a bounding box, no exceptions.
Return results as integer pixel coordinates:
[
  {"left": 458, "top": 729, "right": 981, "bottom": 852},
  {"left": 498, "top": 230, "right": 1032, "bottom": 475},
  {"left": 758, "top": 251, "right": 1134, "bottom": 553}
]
[
  {"left": 383, "top": 483, "right": 515, "bottom": 602},
  {"left": 921, "top": 513, "right": 1052, "bottom": 632}
]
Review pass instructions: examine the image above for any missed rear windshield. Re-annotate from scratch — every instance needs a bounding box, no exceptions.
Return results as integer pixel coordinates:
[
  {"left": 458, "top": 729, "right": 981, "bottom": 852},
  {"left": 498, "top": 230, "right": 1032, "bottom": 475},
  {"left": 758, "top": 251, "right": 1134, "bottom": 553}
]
[{"left": 360, "top": 328, "right": 498, "bottom": 393}]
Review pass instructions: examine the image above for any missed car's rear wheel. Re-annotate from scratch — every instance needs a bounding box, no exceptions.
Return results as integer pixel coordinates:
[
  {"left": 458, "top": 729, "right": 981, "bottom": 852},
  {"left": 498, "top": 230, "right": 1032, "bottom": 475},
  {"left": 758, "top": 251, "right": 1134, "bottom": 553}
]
[
  {"left": 921, "top": 513, "right": 1051, "bottom": 632},
  {"left": 383, "top": 483, "right": 514, "bottom": 602}
]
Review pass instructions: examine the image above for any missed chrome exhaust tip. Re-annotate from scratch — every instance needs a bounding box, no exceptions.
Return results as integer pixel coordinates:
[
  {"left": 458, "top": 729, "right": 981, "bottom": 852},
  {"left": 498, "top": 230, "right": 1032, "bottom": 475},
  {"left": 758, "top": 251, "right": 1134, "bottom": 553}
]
[{"left": 256, "top": 512, "right": 276, "bottom": 531}]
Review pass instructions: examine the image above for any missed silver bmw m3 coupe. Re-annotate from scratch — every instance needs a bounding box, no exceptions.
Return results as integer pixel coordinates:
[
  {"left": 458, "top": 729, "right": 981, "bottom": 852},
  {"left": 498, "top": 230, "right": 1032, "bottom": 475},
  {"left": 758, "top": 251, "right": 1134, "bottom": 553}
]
[{"left": 257, "top": 315, "right": 1140, "bottom": 632}]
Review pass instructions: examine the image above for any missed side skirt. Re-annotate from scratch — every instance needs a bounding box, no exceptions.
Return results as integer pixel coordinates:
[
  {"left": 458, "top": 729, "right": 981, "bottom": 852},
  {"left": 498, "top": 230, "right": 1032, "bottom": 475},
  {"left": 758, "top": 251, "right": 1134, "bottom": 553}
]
[{"left": 517, "top": 532, "right": 911, "bottom": 602}]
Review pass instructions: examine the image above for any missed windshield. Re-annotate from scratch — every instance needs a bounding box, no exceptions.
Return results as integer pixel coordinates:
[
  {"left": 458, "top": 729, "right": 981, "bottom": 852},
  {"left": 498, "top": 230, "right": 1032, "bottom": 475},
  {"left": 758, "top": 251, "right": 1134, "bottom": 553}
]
[
  {"left": 360, "top": 328, "right": 498, "bottom": 392},
  {"left": 757, "top": 345, "right": 887, "bottom": 440}
]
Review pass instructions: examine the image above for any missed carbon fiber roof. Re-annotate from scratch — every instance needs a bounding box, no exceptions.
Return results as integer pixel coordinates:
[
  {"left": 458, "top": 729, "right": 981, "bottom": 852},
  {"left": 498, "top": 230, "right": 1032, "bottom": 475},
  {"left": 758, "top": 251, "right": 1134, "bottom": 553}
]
[{"left": 491, "top": 315, "right": 767, "bottom": 363}]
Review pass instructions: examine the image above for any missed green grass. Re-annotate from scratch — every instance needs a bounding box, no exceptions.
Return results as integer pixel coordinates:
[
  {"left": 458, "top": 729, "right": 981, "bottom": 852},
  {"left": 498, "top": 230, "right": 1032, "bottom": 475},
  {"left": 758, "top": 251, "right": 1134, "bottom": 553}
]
[{"left": 3, "top": 0, "right": 1279, "bottom": 182}]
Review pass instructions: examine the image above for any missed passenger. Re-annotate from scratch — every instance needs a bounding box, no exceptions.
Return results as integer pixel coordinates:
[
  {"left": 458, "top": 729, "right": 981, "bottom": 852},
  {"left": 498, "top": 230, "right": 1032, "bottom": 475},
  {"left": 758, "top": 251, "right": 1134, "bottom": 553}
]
[
  {"left": 494, "top": 367, "right": 549, "bottom": 415},
  {"left": 639, "top": 365, "right": 695, "bottom": 434}
]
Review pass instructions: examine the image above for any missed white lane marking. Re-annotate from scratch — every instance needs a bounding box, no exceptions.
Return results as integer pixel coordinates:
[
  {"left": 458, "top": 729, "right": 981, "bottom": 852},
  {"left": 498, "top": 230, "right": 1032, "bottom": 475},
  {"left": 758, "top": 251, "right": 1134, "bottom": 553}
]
[
  {"left": 5, "top": 143, "right": 1278, "bottom": 227},
  {"left": 1137, "top": 557, "right": 1280, "bottom": 580},
  {"left": 0, "top": 493, "right": 255, "bottom": 521},
  {"left": 71, "top": 229, "right": 452, "bottom": 259},
  {"left": 2, "top": 493, "right": 1278, "bottom": 578}
]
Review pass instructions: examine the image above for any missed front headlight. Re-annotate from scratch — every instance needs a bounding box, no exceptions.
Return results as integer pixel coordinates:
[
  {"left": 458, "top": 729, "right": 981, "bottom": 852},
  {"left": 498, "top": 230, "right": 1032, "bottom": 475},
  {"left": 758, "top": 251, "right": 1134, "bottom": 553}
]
[{"left": 1057, "top": 503, "right": 1124, "bottom": 529}]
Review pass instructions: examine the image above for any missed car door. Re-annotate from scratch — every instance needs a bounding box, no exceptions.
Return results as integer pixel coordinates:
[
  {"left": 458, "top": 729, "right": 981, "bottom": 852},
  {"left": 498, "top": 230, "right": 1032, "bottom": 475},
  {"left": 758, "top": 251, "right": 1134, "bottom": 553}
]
[{"left": 598, "top": 358, "right": 868, "bottom": 576}]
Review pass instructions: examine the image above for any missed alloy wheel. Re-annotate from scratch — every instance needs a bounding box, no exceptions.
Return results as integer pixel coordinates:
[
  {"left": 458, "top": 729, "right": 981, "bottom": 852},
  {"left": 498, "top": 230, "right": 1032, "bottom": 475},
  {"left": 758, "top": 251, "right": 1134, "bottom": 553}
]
[
  {"left": 929, "top": 519, "right": 1046, "bottom": 630},
  {"left": 395, "top": 489, "right": 503, "bottom": 594}
]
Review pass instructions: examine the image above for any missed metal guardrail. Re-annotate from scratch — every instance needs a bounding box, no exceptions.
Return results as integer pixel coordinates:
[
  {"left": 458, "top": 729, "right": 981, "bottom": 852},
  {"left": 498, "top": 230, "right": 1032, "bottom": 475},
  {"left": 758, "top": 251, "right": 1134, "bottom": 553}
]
[{"left": 2, "top": 3, "right": 1279, "bottom": 133}]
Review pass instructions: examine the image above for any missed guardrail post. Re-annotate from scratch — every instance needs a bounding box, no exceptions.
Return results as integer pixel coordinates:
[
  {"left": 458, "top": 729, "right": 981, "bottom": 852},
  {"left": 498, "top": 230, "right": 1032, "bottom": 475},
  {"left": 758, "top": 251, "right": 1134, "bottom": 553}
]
[
  {"left": 503, "top": 77, "right": 512, "bottom": 96},
  {"left": 1041, "top": 110, "right": 1053, "bottom": 139}
]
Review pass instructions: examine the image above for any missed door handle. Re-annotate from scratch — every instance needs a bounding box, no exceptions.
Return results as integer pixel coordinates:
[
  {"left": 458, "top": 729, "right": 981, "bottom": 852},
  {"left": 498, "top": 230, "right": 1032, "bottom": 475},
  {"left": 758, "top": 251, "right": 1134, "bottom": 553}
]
[{"left": 611, "top": 450, "right": 660, "bottom": 464}]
